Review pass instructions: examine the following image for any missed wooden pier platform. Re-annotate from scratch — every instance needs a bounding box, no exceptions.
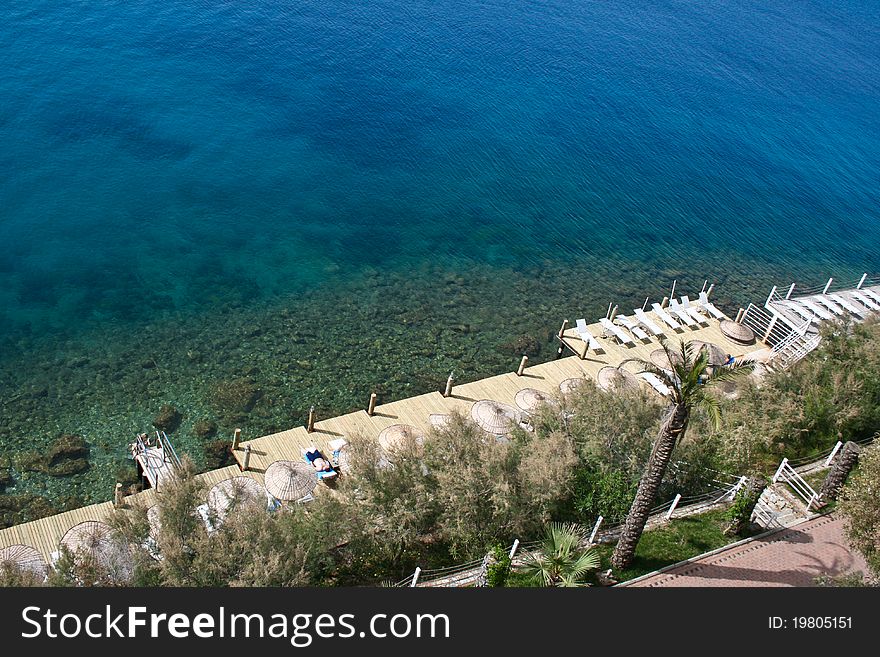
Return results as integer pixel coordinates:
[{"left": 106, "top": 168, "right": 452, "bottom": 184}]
[{"left": 0, "top": 305, "right": 762, "bottom": 563}]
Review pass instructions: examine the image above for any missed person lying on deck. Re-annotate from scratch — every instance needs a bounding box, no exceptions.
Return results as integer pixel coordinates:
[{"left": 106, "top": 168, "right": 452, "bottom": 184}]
[{"left": 305, "top": 448, "right": 337, "bottom": 476}]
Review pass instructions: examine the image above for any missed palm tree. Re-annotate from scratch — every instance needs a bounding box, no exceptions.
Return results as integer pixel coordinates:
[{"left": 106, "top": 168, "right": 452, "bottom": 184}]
[
  {"left": 521, "top": 522, "right": 601, "bottom": 587},
  {"left": 610, "top": 339, "right": 753, "bottom": 571}
]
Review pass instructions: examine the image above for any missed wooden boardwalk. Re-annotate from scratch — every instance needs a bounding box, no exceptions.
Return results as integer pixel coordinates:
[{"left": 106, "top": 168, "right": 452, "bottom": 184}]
[{"left": 0, "top": 305, "right": 764, "bottom": 563}]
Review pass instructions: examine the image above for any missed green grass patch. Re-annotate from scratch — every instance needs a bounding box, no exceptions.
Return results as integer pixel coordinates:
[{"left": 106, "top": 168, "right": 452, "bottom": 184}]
[{"left": 593, "top": 508, "right": 761, "bottom": 582}]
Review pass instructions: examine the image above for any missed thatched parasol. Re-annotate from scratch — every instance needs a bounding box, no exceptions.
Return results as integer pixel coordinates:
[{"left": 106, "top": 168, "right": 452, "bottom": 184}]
[
  {"left": 559, "top": 377, "right": 588, "bottom": 394},
  {"left": 378, "top": 424, "right": 425, "bottom": 451},
  {"left": 207, "top": 476, "right": 265, "bottom": 520},
  {"left": 470, "top": 400, "right": 522, "bottom": 436},
  {"left": 60, "top": 520, "right": 132, "bottom": 573},
  {"left": 0, "top": 544, "right": 47, "bottom": 578},
  {"left": 692, "top": 340, "right": 728, "bottom": 367},
  {"left": 720, "top": 319, "right": 756, "bottom": 345},
  {"left": 429, "top": 413, "right": 452, "bottom": 430},
  {"left": 514, "top": 388, "right": 559, "bottom": 414},
  {"left": 264, "top": 460, "right": 318, "bottom": 502},
  {"left": 597, "top": 366, "right": 640, "bottom": 393},
  {"left": 650, "top": 347, "right": 683, "bottom": 370}
]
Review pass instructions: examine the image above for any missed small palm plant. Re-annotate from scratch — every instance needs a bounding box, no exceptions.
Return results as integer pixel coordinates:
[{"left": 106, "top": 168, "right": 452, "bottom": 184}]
[{"left": 521, "top": 522, "right": 601, "bottom": 587}]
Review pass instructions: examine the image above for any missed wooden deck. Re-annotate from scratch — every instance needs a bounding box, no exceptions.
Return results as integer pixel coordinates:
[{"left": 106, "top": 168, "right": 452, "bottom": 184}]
[{"left": 0, "top": 305, "right": 766, "bottom": 562}]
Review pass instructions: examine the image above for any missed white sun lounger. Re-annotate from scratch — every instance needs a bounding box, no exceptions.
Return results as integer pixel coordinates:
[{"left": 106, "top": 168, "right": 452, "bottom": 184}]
[
  {"left": 575, "top": 318, "right": 601, "bottom": 352},
  {"left": 667, "top": 299, "right": 697, "bottom": 327},
  {"left": 616, "top": 315, "right": 649, "bottom": 341},
  {"left": 697, "top": 292, "right": 727, "bottom": 320},
  {"left": 651, "top": 303, "right": 682, "bottom": 330},
  {"left": 850, "top": 290, "right": 880, "bottom": 311},
  {"left": 639, "top": 372, "right": 671, "bottom": 397},
  {"left": 798, "top": 299, "right": 834, "bottom": 321},
  {"left": 860, "top": 288, "right": 880, "bottom": 305},
  {"left": 813, "top": 295, "right": 844, "bottom": 316},
  {"left": 680, "top": 296, "right": 710, "bottom": 325},
  {"left": 634, "top": 307, "right": 665, "bottom": 337},
  {"left": 827, "top": 293, "right": 864, "bottom": 316},
  {"left": 600, "top": 317, "right": 635, "bottom": 346}
]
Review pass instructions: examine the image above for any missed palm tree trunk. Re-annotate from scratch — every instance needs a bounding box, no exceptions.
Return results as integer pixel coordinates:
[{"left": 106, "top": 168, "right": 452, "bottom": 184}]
[
  {"left": 611, "top": 403, "right": 689, "bottom": 571},
  {"left": 818, "top": 441, "right": 861, "bottom": 503}
]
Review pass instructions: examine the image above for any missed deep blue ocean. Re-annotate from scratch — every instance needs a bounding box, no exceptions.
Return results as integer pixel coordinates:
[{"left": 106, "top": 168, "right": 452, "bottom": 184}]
[{"left": 1, "top": 0, "right": 879, "bottom": 503}]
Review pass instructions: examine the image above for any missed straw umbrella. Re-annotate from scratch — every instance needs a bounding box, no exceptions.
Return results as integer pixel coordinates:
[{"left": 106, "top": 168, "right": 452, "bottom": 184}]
[
  {"left": 514, "top": 388, "right": 559, "bottom": 414},
  {"left": 691, "top": 341, "right": 728, "bottom": 367},
  {"left": 264, "top": 460, "right": 318, "bottom": 502},
  {"left": 0, "top": 544, "right": 47, "bottom": 579},
  {"left": 60, "top": 520, "right": 132, "bottom": 576},
  {"left": 470, "top": 400, "right": 522, "bottom": 436},
  {"left": 559, "top": 377, "right": 587, "bottom": 395},
  {"left": 429, "top": 413, "right": 452, "bottom": 430},
  {"left": 650, "top": 348, "right": 683, "bottom": 370},
  {"left": 207, "top": 476, "right": 265, "bottom": 520},
  {"left": 377, "top": 424, "right": 425, "bottom": 451},
  {"left": 719, "top": 319, "right": 756, "bottom": 345},
  {"left": 597, "top": 366, "right": 640, "bottom": 393}
]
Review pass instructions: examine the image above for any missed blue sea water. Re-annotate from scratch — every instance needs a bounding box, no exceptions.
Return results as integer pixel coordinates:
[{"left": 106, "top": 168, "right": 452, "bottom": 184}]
[
  {"left": 1, "top": 0, "right": 878, "bottom": 335},
  {"left": 1, "top": 1, "right": 880, "bottom": 504}
]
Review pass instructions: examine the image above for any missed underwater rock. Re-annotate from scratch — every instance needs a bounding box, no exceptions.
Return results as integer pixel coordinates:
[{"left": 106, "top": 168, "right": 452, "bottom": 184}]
[
  {"left": 499, "top": 333, "right": 542, "bottom": 357},
  {"left": 193, "top": 419, "right": 218, "bottom": 439},
  {"left": 203, "top": 440, "right": 234, "bottom": 470},
  {"left": 211, "top": 378, "right": 261, "bottom": 420},
  {"left": 0, "top": 494, "right": 57, "bottom": 529},
  {"left": 153, "top": 404, "right": 182, "bottom": 432},
  {"left": 18, "top": 434, "right": 90, "bottom": 477}
]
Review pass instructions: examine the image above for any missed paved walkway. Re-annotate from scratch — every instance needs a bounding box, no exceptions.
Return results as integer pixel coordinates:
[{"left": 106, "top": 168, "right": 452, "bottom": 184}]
[{"left": 625, "top": 514, "right": 868, "bottom": 587}]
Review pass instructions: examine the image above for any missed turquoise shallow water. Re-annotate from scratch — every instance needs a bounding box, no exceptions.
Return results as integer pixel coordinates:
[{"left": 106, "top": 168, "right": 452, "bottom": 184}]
[{"left": 1, "top": 1, "right": 879, "bottom": 509}]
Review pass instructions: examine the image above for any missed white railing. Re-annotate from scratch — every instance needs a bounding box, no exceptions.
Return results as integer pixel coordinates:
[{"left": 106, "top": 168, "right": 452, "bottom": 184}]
[{"left": 772, "top": 458, "right": 818, "bottom": 510}]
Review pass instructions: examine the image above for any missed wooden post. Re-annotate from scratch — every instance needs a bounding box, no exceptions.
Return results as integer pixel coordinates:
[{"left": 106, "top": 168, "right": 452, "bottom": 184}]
[
  {"left": 516, "top": 355, "right": 528, "bottom": 376},
  {"left": 242, "top": 444, "right": 252, "bottom": 471},
  {"left": 661, "top": 296, "right": 669, "bottom": 309},
  {"left": 785, "top": 283, "right": 796, "bottom": 300},
  {"left": 367, "top": 392, "right": 377, "bottom": 416},
  {"left": 823, "top": 277, "right": 833, "bottom": 294},
  {"left": 558, "top": 319, "right": 568, "bottom": 339},
  {"left": 114, "top": 483, "right": 124, "bottom": 509},
  {"left": 609, "top": 304, "right": 619, "bottom": 321},
  {"left": 307, "top": 406, "right": 316, "bottom": 433},
  {"left": 735, "top": 308, "right": 745, "bottom": 323},
  {"left": 232, "top": 428, "right": 241, "bottom": 450},
  {"left": 443, "top": 372, "right": 454, "bottom": 398}
]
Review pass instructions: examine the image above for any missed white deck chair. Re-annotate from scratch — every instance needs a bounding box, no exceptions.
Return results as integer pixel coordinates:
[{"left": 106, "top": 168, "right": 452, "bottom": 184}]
[
  {"left": 799, "top": 299, "right": 833, "bottom": 321},
  {"left": 667, "top": 299, "right": 697, "bottom": 327},
  {"left": 812, "top": 295, "right": 844, "bottom": 316},
  {"left": 697, "top": 292, "right": 727, "bottom": 320},
  {"left": 860, "top": 288, "right": 880, "bottom": 305},
  {"left": 616, "top": 315, "right": 650, "bottom": 341},
  {"left": 575, "top": 318, "right": 601, "bottom": 352},
  {"left": 680, "top": 296, "right": 710, "bottom": 325},
  {"left": 850, "top": 290, "right": 880, "bottom": 311},
  {"left": 827, "top": 293, "right": 864, "bottom": 316},
  {"left": 639, "top": 372, "right": 671, "bottom": 397},
  {"left": 651, "top": 303, "right": 682, "bottom": 330},
  {"left": 634, "top": 307, "right": 665, "bottom": 337},
  {"left": 600, "top": 317, "right": 635, "bottom": 346}
]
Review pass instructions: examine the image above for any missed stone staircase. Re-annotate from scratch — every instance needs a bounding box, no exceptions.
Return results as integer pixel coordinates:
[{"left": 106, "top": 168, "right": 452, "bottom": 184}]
[{"left": 751, "top": 483, "right": 807, "bottom": 530}]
